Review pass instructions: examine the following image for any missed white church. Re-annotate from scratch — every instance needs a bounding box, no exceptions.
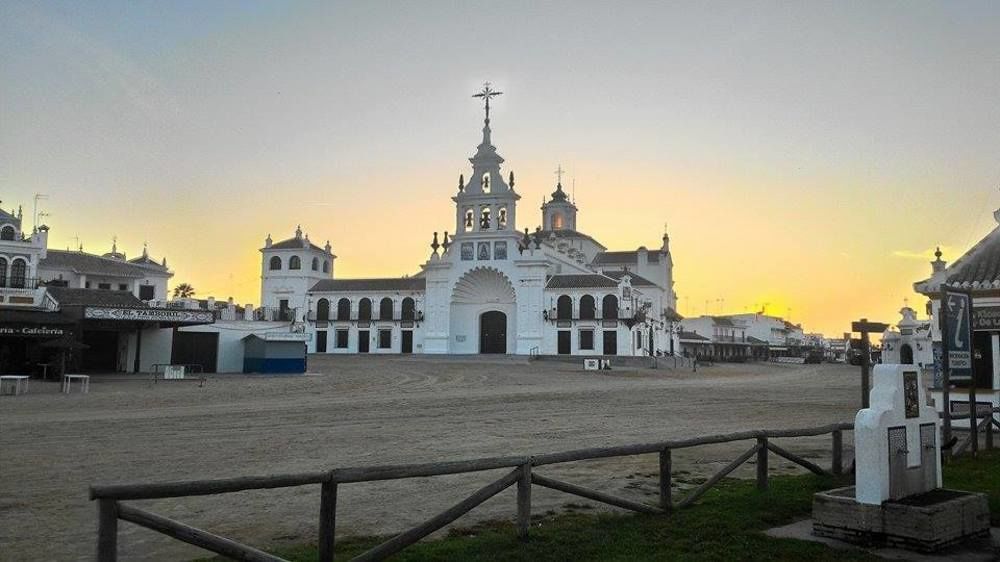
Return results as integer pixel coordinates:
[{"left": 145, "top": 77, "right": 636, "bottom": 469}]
[{"left": 261, "top": 85, "right": 681, "bottom": 356}]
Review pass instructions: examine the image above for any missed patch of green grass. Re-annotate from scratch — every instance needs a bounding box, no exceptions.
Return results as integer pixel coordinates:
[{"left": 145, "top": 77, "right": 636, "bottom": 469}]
[
  {"left": 943, "top": 447, "right": 1000, "bottom": 524},
  {"left": 199, "top": 451, "right": 999, "bottom": 562}
]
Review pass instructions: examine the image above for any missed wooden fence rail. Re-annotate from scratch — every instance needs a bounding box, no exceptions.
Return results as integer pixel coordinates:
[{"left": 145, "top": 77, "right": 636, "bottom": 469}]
[{"left": 92, "top": 422, "right": 867, "bottom": 562}]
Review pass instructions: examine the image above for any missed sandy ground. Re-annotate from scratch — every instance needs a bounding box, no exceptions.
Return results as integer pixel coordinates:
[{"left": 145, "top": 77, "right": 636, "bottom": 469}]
[{"left": 0, "top": 356, "right": 861, "bottom": 561}]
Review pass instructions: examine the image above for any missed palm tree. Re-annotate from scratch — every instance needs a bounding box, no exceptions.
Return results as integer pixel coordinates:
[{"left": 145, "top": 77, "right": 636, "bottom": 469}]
[{"left": 172, "top": 283, "right": 196, "bottom": 299}]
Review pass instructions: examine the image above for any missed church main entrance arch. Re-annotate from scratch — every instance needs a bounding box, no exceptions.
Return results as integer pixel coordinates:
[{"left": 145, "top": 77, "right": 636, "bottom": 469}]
[
  {"left": 450, "top": 266, "right": 517, "bottom": 354},
  {"left": 480, "top": 311, "right": 507, "bottom": 354}
]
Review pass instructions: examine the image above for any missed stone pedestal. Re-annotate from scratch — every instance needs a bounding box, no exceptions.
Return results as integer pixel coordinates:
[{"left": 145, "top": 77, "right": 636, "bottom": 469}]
[
  {"left": 812, "top": 365, "right": 991, "bottom": 553},
  {"left": 813, "top": 486, "right": 991, "bottom": 552}
]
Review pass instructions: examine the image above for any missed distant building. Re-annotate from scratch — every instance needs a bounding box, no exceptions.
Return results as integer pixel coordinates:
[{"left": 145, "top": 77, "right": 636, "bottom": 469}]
[
  {"left": 291, "top": 90, "right": 681, "bottom": 356},
  {"left": 0, "top": 204, "right": 213, "bottom": 375}
]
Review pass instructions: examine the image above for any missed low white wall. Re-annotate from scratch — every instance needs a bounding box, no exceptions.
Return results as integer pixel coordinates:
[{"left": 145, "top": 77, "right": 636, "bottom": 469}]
[
  {"left": 180, "top": 321, "right": 294, "bottom": 373},
  {"left": 123, "top": 327, "right": 173, "bottom": 373}
]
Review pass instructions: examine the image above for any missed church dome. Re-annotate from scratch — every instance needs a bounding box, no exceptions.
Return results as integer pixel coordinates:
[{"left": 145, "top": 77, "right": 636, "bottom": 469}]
[{"left": 550, "top": 182, "right": 568, "bottom": 202}]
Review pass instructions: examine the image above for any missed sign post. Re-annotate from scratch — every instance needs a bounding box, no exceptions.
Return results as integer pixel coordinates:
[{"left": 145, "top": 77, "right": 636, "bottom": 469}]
[
  {"left": 851, "top": 319, "right": 889, "bottom": 409},
  {"left": 940, "top": 287, "right": 976, "bottom": 456}
]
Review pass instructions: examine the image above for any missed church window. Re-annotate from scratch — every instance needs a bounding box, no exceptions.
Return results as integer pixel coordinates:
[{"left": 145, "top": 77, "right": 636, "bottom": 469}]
[
  {"left": 464, "top": 209, "right": 474, "bottom": 231},
  {"left": 0, "top": 225, "right": 14, "bottom": 240},
  {"left": 482, "top": 172, "right": 491, "bottom": 194},
  {"left": 10, "top": 259, "right": 26, "bottom": 289},
  {"left": 289, "top": 255, "right": 301, "bottom": 270},
  {"left": 336, "top": 298, "right": 351, "bottom": 320},
  {"left": 401, "top": 297, "right": 415, "bottom": 321},
  {"left": 551, "top": 212, "right": 564, "bottom": 230},
  {"left": 580, "top": 295, "right": 596, "bottom": 320},
  {"left": 378, "top": 329, "right": 392, "bottom": 349},
  {"left": 97, "top": 282, "right": 111, "bottom": 290},
  {"left": 379, "top": 297, "right": 394, "bottom": 320},
  {"left": 494, "top": 241, "right": 507, "bottom": 260},
  {"left": 602, "top": 295, "right": 619, "bottom": 319},
  {"left": 579, "top": 329, "right": 595, "bottom": 350},
  {"left": 461, "top": 242, "right": 474, "bottom": 261},
  {"left": 316, "top": 298, "right": 330, "bottom": 321},
  {"left": 0, "top": 257, "right": 7, "bottom": 287},
  {"left": 358, "top": 298, "right": 372, "bottom": 321},
  {"left": 322, "top": 260, "right": 330, "bottom": 273},
  {"left": 118, "top": 283, "right": 129, "bottom": 291},
  {"left": 269, "top": 256, "right": 282, "bottom": 270},
  {"left": 311, "top": 257, "right": 319, "bottom": 271},
  {"left": 480, "top": 206, "right": 492, "bottom": 230},
  {"left": 477, "top": 242, "right": 490, "bottom": 260},
  {"left": 497, "top": 207, "right": 507, "bottom": 229},
  {"left": 557, "top": 295, "right": 573, "bottom": 320},
  {"left": 139, "top": 284, "right": 155, "bottom": 300}
]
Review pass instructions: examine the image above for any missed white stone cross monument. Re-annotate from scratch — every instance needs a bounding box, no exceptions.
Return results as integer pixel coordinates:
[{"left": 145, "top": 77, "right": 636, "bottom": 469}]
[{"left": 854, "top": 364, "right": 942, "bottom": 505}]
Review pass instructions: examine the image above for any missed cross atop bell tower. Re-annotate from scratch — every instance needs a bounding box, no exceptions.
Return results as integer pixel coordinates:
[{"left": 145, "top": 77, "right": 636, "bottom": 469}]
[
  {"left": 473, "top": 82, "right": 503, "bottom": 123},
  {"left": 452, "top": 82, "right": 520, "bottom": 236}
]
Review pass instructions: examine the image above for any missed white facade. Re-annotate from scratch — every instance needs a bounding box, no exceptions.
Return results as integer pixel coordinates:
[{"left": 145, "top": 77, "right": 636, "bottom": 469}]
[
  {"left": 0, "top": 206, "right": 49, "bottom": 308},
  {"left": 301, "top": 91, "right": 680, "bottom": 356},
  {"left": 260, "top": 226, "right": 335, "bottom": 322}
]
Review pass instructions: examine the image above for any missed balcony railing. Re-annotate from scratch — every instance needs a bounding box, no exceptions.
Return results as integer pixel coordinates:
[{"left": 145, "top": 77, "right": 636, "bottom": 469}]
[{"left": 0, "top": 277, "right": 42, "bottom": 290}]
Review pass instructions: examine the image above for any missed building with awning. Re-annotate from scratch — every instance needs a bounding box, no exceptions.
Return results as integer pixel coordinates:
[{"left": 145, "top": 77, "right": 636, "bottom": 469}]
[{"left": 0, "top": 286, "right": 213, "bottom": 375}]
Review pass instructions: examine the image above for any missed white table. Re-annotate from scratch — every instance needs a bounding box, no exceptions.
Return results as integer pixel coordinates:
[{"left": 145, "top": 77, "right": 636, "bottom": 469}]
[
  {"left": 0, "top": 375, "right": 30, "bottom": 396},
  {"left": 62, "top": 374, "right": 90, "bottom": 394}
]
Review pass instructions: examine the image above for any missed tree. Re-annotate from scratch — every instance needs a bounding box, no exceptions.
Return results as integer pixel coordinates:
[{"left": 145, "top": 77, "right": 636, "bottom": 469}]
[{"left": 173, "top": 283, "right": 196, "bottom": 299}]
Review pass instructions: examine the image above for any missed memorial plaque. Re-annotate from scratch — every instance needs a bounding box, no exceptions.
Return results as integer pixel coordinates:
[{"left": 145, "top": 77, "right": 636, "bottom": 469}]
[{"left": 903, "top": 372, "right": 919, "bottom": 418}]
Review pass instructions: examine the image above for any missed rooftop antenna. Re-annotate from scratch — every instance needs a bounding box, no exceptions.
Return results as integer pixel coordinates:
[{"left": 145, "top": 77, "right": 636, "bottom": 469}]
[
  {"left": 33, "top": 193, "right": 48, "bottom": 231},
  {"left": 572, "top": 178, "right": 576, "bottom": 204}
]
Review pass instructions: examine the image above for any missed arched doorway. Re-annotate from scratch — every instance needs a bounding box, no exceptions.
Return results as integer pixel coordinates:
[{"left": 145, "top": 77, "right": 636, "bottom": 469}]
[
  {"left": 450, "top": 267, "right": 516, "bottom": 354},
  {"left": 480, "top": 311, "right": 507, "bottom": 354},
  {"left": 900, "top": 343, "right": 914, "bottom": 365}
]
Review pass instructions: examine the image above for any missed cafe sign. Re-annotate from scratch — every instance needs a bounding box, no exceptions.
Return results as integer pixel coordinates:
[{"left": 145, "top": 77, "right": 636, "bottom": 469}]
[
  {"left": 971, "top": 306, "right": 1000, "bottom": 331},
  {"left": 83, "top": 307, "right": 214, "bottom": 324},
  {"left": 0, "top": 325, "right": 68, "bottom": 338}
]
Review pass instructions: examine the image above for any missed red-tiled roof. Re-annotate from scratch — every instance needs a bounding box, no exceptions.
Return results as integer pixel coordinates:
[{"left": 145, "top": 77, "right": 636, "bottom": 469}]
[
  {"left": 946, "top": 227, "right": 1000, "bottom": 290},
  {"left": 309, "top": 278, "right": 425, "bottom": 292},
  {"left": 546, "top": 274, "right": 619, "bottom": 289}
]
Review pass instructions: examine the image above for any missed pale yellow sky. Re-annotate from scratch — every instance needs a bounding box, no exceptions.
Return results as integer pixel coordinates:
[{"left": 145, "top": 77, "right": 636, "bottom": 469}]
[{"left": 3, "top": 2, "right": 998, "bottom": 336}]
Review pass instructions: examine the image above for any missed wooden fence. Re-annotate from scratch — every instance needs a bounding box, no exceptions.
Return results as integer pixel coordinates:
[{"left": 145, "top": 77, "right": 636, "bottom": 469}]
[{"left": 90, "top": 422, "right": 860, "bottom": 562}]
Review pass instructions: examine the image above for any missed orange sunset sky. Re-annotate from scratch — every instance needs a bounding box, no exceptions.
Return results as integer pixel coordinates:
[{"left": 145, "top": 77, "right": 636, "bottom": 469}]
[{"left": 2, "top": 2, "right": 998, "bottom": 337}]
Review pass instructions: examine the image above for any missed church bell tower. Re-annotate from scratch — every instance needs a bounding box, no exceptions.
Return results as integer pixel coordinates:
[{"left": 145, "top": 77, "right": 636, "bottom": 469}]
[{"left": 452, "top": 83, "right": 520, "bottom": 244}]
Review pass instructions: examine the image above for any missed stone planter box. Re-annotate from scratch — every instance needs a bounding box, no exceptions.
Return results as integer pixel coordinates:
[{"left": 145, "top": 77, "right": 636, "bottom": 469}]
[{"left": 813, "top": 486, "right": 991, "bottom": 552}]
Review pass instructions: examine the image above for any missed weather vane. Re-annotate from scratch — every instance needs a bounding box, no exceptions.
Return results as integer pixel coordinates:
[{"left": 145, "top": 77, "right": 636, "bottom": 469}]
[{"left": 472, "top": 82, "right": 502, "bottom": 121}]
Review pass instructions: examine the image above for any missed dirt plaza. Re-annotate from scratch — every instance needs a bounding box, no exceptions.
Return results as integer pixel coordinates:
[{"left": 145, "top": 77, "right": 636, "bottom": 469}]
[{"left": 0, "top": 356, "right": 862, "bottom": 561}]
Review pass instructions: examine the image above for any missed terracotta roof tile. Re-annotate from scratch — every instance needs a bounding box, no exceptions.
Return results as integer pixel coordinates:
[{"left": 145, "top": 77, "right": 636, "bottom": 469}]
[{"left": 309, "top": 278, "right": 425, "bottom": 292}]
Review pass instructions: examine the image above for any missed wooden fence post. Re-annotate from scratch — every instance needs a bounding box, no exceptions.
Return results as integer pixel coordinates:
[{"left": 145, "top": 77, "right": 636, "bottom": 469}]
[
  {"left": 659, "top": 448, "right": 672, "bottom": 511},
  {"left": 832, "top": 430, "right": 843, "bottom": 475},
  {"left": 516, "top": 463, "right": 531, "bottom": 541},
  {"left": 97, "top": 498, "right": 118, "bottom": 562},
  {"left": 318, "top": 481, "right": 338, "bottom": 562},
  {"left": 756, "top": 437, "right": 768, "bottom": 491}
]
